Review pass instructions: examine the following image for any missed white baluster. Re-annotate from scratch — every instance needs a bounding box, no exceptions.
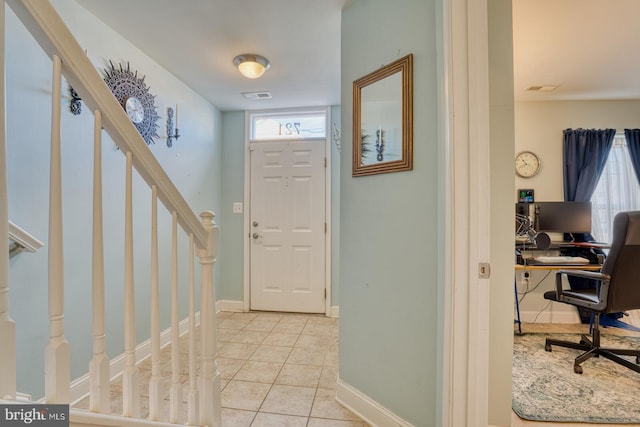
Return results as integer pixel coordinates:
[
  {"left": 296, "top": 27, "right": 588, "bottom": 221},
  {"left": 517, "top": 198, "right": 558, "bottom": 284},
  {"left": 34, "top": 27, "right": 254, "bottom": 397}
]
[
  {"left": 187, "top": 232, "right": 199, "bottom": 425},
  {"left": 198, "top": 211, "right": 221, "bottom": 427},
  {"left": 89, "top": 110, "right": 109, "bottom": 413},
  {"left": 122, "top": 151, "right": 139, "bottom": 417},
  {"left": 0, "top": 0, "right": 16, "bottom": 399},
  {"left": 45, "top": 54, "right": 70, "bottom": 404},
  {"left": 170, "top": 211, "right": 182, "bottom": 423},
  {"left": 148, "top": 185, "right": 162, "bottom": 420}
]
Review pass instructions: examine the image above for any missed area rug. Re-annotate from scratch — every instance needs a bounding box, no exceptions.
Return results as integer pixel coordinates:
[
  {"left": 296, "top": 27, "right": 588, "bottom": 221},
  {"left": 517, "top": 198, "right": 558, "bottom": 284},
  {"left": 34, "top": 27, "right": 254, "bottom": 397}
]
[{"left": 512, "top": 333, "right": 640, "bottom": 423}]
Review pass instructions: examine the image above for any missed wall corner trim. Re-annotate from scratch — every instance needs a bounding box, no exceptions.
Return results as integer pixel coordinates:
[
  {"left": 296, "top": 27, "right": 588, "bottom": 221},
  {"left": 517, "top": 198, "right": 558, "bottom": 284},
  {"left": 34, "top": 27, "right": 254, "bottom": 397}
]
[
  {"left": 336, "top": 377, "right": 414, "bottom": 427},
  {"left": 216, "top": 299, "right": 245, "bottom": 313},
  {"left": 330, "top": 305, "right": 339, "bottom": 318}
]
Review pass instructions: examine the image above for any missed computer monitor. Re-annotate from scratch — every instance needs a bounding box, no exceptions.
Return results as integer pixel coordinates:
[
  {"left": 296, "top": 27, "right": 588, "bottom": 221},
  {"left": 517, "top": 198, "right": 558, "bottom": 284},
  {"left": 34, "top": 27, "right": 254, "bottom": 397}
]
[{"left": 533, "top": 201, "right": 592, "bottom": 234}]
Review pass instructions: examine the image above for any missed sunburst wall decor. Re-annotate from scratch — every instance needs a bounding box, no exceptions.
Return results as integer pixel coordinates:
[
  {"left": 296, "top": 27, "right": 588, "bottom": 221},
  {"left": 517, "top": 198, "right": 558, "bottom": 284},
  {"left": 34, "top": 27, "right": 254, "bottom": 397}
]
[{"left": 103, "top": 61, "right": 160, "bottom": 145}]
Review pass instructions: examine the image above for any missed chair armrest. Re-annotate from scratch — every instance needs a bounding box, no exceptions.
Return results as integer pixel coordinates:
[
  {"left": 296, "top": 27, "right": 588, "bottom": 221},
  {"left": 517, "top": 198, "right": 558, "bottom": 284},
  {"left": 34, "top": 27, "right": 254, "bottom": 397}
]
[
  {"left": 554, "top": 270, "right": 611, "bottom": 311},
  {"left": 555, "top": 270, "right": 608, "bottom": 282}
]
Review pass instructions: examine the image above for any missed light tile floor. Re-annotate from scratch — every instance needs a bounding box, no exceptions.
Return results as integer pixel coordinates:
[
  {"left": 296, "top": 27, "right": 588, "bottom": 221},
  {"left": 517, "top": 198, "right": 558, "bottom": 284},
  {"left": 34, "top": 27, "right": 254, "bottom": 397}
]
[
  {"left": 75, "top": 311, "right": 368, "bottom": 427},
  {"left": 76, "top": 310, "right": 640, "bottom": 426},
  {"left": 216, "top": 311, "right": 367, "bottom": 427}
]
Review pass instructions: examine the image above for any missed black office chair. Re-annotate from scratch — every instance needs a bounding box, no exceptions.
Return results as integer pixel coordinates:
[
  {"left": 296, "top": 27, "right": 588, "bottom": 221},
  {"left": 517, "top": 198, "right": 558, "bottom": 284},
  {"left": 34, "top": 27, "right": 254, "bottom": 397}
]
[{"left": 544, "top": 211, "right": 640, "bottom": 374}]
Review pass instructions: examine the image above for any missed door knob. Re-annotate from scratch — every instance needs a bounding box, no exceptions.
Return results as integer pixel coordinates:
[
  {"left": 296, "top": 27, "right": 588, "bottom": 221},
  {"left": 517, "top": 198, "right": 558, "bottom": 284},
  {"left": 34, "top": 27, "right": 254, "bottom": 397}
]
[
  {"left": 253, "top": 221, "right": 259, "bottom": 227},
  {"left": 252, "top": 232, "right": 260, "bottom": 240}
]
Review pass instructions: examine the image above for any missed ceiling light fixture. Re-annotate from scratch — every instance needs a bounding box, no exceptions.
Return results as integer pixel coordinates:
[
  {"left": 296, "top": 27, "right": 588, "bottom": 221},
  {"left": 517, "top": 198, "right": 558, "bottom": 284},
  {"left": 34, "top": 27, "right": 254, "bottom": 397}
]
[{"left": 233, "top": 54, "right": 270, "bottom": 79}]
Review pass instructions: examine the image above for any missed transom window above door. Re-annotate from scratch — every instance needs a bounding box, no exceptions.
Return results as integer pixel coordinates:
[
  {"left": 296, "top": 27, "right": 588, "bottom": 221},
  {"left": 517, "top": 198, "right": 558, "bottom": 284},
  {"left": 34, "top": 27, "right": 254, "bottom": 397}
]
[{"left": 250, "top": 110, "right": 327, "bottom": 141}]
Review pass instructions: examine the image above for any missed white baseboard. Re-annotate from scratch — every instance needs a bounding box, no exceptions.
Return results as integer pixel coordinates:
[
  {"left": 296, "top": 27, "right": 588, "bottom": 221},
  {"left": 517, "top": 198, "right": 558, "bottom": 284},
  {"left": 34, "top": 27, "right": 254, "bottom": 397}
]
[
  {"left": 70, "top": 312, "right": 200, "bottom": 404},
  {"left": 518, "top": 310, "right": 581, "bottom": 324},
  {"left": 336, "top": 377, "right": 413, "bottom": 427},
  {"left": 70, "top": 409, "right": 179, "bottom": 427},
  {"left": 215, "top": 300, "right": 337, "bottom": 317},
  {"left": 216, "top": 299, "right": 244, "bottom": 312}
]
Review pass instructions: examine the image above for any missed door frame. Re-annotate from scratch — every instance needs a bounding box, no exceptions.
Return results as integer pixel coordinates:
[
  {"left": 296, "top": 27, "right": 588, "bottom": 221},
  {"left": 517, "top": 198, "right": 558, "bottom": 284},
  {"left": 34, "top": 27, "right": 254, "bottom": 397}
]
[
  {"left": 440, "top": 0, "right": 494, "bottom": 425},
  {"left": 242, "top": 107, "right": 332, "bottom": 316}
]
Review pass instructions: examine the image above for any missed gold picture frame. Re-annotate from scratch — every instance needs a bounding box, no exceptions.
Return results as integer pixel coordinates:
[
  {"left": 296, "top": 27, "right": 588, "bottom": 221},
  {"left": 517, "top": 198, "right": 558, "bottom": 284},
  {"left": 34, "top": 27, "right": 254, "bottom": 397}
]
[{"left": 352, "top": 53, "right": 413, "bottom": 177}]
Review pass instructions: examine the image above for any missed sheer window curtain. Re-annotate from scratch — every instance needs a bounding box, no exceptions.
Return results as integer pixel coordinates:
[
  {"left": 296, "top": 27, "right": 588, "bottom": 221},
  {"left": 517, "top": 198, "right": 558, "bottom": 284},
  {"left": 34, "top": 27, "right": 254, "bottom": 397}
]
[
  {"left": 563, "top": 128, "right": 615, "bottom": 242},
  {"left": 591, "top": 134, "right": 640, "bottom": 243}
]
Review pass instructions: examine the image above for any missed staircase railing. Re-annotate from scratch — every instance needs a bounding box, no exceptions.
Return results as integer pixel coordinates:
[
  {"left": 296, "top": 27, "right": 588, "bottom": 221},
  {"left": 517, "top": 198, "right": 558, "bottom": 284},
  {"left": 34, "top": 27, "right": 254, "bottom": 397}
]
[{"left": 0, "top": 1, "right": 221, "bottom": 426}]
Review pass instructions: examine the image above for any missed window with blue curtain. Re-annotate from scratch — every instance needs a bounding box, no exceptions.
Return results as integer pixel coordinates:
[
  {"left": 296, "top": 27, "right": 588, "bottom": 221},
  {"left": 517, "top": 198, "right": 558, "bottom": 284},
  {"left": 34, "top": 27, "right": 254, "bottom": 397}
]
[{"left": 591, "top": 133, "right": 640, "bottom": 243}]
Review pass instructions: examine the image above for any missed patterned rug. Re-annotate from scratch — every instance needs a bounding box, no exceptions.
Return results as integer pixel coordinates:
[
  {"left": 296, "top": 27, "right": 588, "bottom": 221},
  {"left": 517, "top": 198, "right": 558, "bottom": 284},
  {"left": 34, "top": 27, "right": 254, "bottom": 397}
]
[{"left": 512, "top": 333, "right": 640, "bottom": 423}]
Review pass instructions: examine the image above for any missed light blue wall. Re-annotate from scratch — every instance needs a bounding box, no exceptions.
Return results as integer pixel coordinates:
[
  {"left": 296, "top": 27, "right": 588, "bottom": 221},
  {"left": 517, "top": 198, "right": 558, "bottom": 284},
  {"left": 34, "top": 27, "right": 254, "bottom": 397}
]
[
  {"left": 340, "top": 1, "right": 439, "bottom": 425},
  {"left": 219, "top": 111, "right": 245, "bottom": 301},
  {"left": 6, "top": 1, "right": 221, "bottom": 398}
]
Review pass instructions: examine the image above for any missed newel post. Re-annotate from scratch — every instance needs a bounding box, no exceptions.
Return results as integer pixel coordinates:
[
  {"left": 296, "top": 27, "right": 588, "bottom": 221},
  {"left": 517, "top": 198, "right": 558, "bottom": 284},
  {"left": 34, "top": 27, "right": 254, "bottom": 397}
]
[{"left": 197, "top": 211, "right": 221, "bottom": 427}]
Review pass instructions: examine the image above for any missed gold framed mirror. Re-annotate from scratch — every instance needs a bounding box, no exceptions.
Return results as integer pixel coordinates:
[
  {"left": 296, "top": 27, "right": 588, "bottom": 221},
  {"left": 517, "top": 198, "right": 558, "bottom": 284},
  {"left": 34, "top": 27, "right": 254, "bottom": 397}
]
[{"left": 352, "top": 53, "right": 413, "bottom": 177}]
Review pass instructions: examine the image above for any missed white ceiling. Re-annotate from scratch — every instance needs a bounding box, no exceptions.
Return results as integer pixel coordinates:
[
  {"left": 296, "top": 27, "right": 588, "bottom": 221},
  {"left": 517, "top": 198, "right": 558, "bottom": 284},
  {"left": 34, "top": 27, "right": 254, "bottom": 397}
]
[
  {"left": 73, "top": 0, "right": 640, "bottom": 111},
  {"left": 74, "top": 0, "right": 345, "bottom": 112},
  {"left": 513, "top": 0, "right": 640, "bottom": 102}
]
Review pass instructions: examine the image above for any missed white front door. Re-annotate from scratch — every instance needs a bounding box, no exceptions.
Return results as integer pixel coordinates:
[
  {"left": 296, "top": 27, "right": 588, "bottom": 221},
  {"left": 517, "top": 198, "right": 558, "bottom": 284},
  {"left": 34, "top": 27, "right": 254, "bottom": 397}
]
[{"left": 249, "top": 140, "right": 326, "bottom": 313}]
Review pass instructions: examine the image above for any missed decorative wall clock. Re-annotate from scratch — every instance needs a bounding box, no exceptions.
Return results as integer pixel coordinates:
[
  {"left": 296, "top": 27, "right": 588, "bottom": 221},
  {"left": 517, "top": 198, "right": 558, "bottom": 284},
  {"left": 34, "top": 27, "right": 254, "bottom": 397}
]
[
  {"left": 103, "top": 61, "right": 160, "bottom": 145},
  {"left": 515, "top": 150, "right": 541, "bottom": 178}
]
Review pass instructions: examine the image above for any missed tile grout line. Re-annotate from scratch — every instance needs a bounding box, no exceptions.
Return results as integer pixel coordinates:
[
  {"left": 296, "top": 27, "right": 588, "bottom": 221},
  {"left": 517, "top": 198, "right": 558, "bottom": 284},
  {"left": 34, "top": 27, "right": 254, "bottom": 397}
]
[
  {"left": 81, "top": 311, "right": 363, "bottom": 425},
  {"left": 247, "top": 317, "right": 286, "bottom": 423}
]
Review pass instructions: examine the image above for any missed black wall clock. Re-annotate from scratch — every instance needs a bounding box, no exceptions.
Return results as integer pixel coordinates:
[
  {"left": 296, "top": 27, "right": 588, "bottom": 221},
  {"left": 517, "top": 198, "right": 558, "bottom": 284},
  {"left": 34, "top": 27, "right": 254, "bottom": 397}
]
[{"left": 104, "top": 61, "right": 160, "bottom": 145}]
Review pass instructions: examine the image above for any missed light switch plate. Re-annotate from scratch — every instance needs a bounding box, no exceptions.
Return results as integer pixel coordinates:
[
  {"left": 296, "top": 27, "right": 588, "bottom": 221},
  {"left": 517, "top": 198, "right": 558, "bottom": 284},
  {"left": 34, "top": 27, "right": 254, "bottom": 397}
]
[{"left": 233, "top": 202, "right": 243, "bottom": 214}]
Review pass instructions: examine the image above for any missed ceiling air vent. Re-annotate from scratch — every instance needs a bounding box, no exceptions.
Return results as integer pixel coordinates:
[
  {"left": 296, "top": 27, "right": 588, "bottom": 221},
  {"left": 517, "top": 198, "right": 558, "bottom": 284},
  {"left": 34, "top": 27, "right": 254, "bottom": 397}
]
[
  {"left": 242, "top": 91, "right": 272, "bottom": 100},
  {"left": 527, "top": 85, "right": 558, "bottom": 92}
]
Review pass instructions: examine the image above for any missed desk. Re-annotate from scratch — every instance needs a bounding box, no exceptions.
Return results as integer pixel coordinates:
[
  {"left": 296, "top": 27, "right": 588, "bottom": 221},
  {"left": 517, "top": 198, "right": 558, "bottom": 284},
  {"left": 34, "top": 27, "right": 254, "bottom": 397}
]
[
  {"left": 514, "top": 263, "right": 602, "bottom": 334},
  {"left": 515, "top": 264, "right": 601, "bottom": 271}
]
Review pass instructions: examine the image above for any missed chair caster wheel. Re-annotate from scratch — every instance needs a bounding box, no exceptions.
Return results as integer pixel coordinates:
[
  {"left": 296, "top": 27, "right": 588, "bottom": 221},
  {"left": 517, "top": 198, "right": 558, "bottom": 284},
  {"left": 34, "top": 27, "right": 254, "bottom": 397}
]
[
  {"left": 545, "top": 343, "right": 552, "bottom": 352},
  {"left": 636, "top": 356, "right": 639, "bottom": 364},
  {"left": 574, "top": 365, "right": 583, "bottom": 374}
]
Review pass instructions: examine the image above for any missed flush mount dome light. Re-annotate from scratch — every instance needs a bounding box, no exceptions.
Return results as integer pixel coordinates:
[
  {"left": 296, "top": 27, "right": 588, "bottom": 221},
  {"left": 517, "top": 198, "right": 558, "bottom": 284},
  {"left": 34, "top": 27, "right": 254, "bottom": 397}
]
[{"left": 233, "top": 54, "right": 270, "bottom": 79}]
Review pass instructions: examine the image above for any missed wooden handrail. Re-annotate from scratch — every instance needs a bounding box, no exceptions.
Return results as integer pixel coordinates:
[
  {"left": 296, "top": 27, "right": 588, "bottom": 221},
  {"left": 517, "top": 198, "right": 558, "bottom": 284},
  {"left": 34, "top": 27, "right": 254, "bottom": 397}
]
[
  {"left": 6, "top": 0, "right": 208, "bottom": 249},
  {"left": 8, "top": 221, "right": 44, "bottom": 253}
]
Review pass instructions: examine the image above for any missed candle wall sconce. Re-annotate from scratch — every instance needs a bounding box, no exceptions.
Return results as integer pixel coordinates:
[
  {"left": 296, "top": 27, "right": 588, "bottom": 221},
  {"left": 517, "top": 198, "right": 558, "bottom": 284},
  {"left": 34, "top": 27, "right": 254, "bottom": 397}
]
[
  {"left": 166, "top": 105, "right": 181, "bottom": 147},
  {"left": 69, "top": 85, "right": 82, "bottom": 115},
  {"left": 332, "top": 122, "right": 341, "bottom": 152}
]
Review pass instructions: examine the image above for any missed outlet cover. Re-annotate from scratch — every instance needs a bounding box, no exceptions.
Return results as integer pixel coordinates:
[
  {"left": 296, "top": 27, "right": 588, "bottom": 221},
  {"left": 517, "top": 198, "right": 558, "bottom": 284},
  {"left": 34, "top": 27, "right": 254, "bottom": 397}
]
[
  {"left": 233, "top": 202, "right": 243, "bottom": 214},
  {"left": 478, "top": 262, "right": 490, "bottom": 279}
]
